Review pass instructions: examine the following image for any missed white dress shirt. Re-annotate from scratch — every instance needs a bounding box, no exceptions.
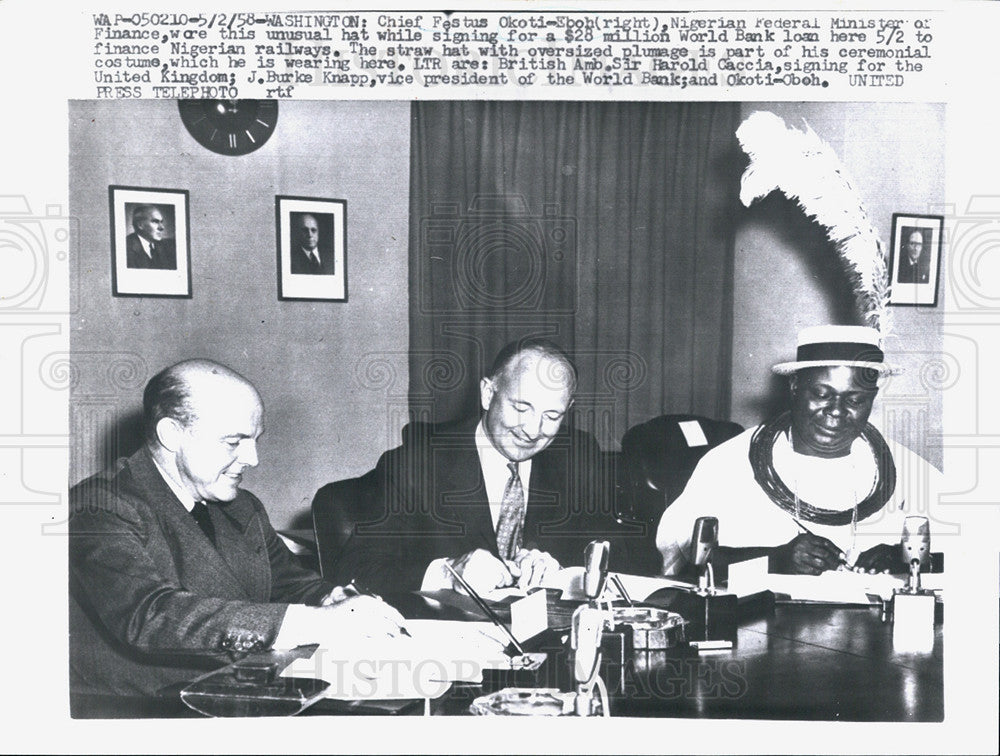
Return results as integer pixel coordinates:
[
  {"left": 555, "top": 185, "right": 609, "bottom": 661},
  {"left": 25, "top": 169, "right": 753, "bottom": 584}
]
[
  {"left": 300, "top": 246, "right": 322, "bottom": 266},
  {"left": 420, "top": 420, "right": 533, "bottom": 590},
  {"left": 475, "top": 419, "right": 532, "bottom": 530},
  {"left": 151, "top": 456, "right": 195, "bottom": 513},
  {"left": 137, "top": 235, "right": 155, "bottom": 260}
]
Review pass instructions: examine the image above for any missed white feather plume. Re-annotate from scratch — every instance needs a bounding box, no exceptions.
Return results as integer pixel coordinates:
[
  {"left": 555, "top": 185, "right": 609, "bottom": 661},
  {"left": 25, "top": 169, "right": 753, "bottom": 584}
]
[{"left": 736, "top": 111, "right": 891, "bottom": 340}]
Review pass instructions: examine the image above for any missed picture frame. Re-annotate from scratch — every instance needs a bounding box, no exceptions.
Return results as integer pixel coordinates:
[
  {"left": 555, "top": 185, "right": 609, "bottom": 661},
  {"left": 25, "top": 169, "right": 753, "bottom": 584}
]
[
  {"left": 889, "top": 213, "right": 943, "bottom": 306},
  {"left": 109, "top": 185, "right": 191, "bottom": 298},
  {"left": 276, "top": 195, "right": 348, "bottom": 302}
]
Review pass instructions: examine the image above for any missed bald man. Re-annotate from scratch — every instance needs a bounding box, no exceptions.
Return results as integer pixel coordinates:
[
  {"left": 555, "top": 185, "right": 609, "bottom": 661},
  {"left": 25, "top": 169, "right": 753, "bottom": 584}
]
[
  {"left": 324, "top": 338, "right": 641, "bottom": 596},
  {"left": 290, "top": 212, "right": 336, "bottom": 275},
  {"left": 125, "top": 204, "right": 177, "bottom": 270},
  {"left": 897, "top": 229, "right": 930, "bottom": 284},
  {"left": 69, "top": 360, "right": 405, "bottom": 703}
]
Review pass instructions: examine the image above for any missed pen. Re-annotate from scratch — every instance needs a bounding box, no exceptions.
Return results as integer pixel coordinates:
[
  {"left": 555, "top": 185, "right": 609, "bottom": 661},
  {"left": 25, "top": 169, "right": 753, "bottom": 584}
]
[
  {"left": 792, "top": 518, "right": 848, "bottom": 566},
  {"left": 346, "top": 579, "right": 412, "bottom": 638},
  {"left": 609, "top": 573, "right": 633, "bottom": 606},
  {"left": 443, "top": 562, "right": 525, "bottom": 656}
]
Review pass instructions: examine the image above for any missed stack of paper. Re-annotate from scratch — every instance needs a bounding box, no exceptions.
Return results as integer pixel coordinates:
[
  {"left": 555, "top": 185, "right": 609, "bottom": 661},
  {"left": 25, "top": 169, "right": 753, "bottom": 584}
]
[
  {"left": 279, "top": 621, "right": 511, "bottom": 701},
  {"left": 727, "top": 556, "right": 944, "bottom": 603}
]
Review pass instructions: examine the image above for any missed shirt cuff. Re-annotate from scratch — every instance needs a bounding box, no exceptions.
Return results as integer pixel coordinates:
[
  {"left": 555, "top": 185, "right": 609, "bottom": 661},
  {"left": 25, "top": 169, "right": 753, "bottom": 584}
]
[
  {"left": 420, "top": 557, "right": 453, "bottom": 592},
  {"left": 272, "top": 604, "right": 324, "bottom": 650}
]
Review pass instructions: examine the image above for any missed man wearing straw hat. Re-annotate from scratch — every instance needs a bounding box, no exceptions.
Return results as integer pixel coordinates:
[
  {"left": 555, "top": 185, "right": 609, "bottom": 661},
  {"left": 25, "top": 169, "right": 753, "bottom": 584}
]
[{"left": 656, "top": 325, "right": 941, "bottom": 577}]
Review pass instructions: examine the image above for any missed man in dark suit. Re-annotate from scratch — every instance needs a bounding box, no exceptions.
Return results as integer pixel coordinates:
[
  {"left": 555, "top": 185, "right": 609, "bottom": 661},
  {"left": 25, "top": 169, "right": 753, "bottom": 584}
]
[
  {"left": 69, "top": 359, "right": 405, "bottom": 702},
  {"left": 897, "top": 228, "right": 930, "bottom": 284},
  {"left": 125, "top": 204, "right": 177, "bottom": 270},
  {"left": 290, "top": 212, "right": 336, "bottom": 275},
  {"left": 325, "top": 339, "right": 641, "bottom": 595}
]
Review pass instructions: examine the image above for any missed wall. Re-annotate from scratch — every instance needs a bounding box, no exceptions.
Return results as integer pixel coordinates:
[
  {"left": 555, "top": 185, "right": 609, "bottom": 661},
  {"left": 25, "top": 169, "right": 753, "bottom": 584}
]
[
  {"left": 69, "top": 100, "right": 411, "bottom": 528},
  {"left": 69, "top": 99, "right": 947, "bottom": 527},
  {"left": 731, "top": 102, "right": 946, "bottom": 468}
]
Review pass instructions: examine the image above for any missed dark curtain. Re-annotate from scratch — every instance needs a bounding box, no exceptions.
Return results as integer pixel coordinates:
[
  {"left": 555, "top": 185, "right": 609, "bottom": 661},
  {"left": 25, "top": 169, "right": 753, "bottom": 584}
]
[{"left": 408, "top": 101, "right": 741, "bottom": 448}]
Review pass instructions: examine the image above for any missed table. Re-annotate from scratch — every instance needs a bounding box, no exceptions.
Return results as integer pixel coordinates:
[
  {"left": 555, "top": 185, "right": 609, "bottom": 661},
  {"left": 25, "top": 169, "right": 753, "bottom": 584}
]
[
  {"left": 71, "top": 597, "right": 942, "bottom": 721},
  {"left": 421, "top": 601, "right": 941, "bottom": 721},
  {"left": 614, "top": 603, "right": 942, "bottom": 720}
]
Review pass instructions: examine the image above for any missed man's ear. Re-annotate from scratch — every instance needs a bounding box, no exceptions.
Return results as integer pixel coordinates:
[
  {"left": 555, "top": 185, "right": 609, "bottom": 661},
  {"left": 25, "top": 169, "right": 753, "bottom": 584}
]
[
  {"left": 155, "top": 417, "right": 184, "bottom": 453},
  {"left": 480, "top": 377, "right": 495, "bottom": 412},
  {"left": 788, "top": 374, "right": 799, "bottom": 396}
]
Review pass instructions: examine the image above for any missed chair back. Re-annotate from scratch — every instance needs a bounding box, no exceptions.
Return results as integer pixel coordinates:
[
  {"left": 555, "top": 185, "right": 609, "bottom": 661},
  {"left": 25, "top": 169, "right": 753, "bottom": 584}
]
[
  {"left": 311, "top": 468, "right": 382, "bottom": 581},
  {"left": 618, "top": 414, "right": 743, "bottom": 527}
]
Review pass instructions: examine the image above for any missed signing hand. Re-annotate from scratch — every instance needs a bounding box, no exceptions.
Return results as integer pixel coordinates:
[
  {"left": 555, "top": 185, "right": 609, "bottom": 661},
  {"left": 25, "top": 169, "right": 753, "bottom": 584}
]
[
  {"left": 506, "top": 548, "right": 560, "bottom": 590},
  {"left": 773, "top": 533, "right": 845, "bottom": 575},
  {"left": 319, "top": 584, "right": 355, "bottom": 606},
  {"left": 318, "top": 594, "right": 408, "bottom": 639},
  {"left": 445, "top": 548, "right": 515, "bottom": 594},
  {"left": 852, "top": 543, "right": 901, "bottom": 574}
]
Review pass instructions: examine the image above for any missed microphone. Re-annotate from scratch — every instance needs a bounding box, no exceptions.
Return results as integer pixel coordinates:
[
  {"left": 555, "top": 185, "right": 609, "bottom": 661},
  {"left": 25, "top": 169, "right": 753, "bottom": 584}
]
[
  {"left": 900, "top": 515, "right": 930, "bottom": 592},
  {"left": 891, "top": 515, "right": 935, "bottom": 651},
  {"left": 583, "top": 540, "right": 610, "bottom": 602},
  {"left": 689, "top": 517, "right": 718, "bottom": 567},
  {"left": 571, "top": 540, "right": 616, "bottom": 715},
  {"left": 901, "top": 515, "right": 930, "bottom": 568},
  {"left": 689, "top": 517, "right": 718, "bottom": 594}
]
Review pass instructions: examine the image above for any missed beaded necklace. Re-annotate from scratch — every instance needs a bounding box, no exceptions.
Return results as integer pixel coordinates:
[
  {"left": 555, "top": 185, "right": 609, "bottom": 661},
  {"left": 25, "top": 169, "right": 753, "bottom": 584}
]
[{"left": 748, "top": 412, "right": 896, "bottom": 527}]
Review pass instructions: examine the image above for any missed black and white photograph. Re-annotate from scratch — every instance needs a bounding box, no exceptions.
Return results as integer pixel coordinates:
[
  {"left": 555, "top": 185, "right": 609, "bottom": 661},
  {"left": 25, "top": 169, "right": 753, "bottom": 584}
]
[
  {"left": 68, "top": 98, "right": 952, "bottom": 726},
  {"left": 277, "top": 196, "right": 347, "bottom": 301},
  {"left": 3, "top": 3, "right": 1000, "bottom": 753},
  {"left": 890, "top": 213, "right": 943, "bottom": 306},
  {"left": 109, "top": 185, "right": 191, "bottom": 297}
]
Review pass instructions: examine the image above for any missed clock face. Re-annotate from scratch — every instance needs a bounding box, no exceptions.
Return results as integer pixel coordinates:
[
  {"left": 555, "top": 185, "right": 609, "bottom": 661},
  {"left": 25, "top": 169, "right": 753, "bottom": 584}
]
[{"left": 178, "top": 99, "right": 279, "bottom": 156}]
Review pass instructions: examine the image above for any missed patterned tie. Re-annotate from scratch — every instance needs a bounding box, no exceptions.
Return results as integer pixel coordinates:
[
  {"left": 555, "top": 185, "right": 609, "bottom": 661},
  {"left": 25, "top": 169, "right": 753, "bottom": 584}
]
[
  {"left": 191, "top": 501, "right": 216, "bottom": 547},
  {"left": 495, "top": 462, "right": 525, "bottom": 561}
]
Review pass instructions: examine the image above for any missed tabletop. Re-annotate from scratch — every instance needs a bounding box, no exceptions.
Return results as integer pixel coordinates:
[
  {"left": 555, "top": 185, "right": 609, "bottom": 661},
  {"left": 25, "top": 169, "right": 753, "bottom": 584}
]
[
  {"left": 71, "top": 594, "right": 942, "bottom": 721},
  {"left": 420, "top": 600, "right": 942, "bottom": 720}
]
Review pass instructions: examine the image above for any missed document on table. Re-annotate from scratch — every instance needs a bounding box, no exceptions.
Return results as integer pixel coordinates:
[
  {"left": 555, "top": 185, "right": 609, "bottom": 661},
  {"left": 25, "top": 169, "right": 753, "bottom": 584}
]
[
  {"left": 727, "top": 556, "right": 944, "bottom": 603},
  {"left": 279, "top": 620, "right": 511, "bottom": 700},
  {"left": 483, "top": 563, "right": 947, "bottom": 605},
  {"left": 483, "top": 566, "right": 696, "bottom": 602}
]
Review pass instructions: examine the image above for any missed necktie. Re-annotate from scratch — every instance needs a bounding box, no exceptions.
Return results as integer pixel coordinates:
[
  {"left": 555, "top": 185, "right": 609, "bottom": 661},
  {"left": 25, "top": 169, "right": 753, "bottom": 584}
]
[
  {"left": 495, "top": 462, "right": 525, "bottom": 561},
  {"left": 191, "top": 501, "right": 216, "bottom": 547},
  {"left": 148, "top": 242, "right": 156, "bottom": 261}
]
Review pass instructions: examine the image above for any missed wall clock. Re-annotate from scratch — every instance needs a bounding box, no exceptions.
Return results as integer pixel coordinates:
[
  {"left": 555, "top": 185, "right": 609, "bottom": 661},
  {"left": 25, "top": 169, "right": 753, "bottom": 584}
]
[{"left": 178, "top": 99, "right": 278, "bottom": 156}]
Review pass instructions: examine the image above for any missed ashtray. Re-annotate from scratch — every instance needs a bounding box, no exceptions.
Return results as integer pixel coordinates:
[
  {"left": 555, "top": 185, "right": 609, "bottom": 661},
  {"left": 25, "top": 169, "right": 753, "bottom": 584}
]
[
  {"left": 612, "top": 606, "right": 687, "bottom": 672},
  {"left": 612, "top": 606, "right": 686, "bottom": 647},
  {"left": 468, "top": 687, "right": 573, "bottom": 716}
]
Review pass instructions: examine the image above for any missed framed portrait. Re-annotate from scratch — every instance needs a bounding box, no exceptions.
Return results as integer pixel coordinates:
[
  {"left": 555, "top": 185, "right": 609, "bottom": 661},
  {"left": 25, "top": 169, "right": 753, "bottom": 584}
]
[
  {"left": 276, "top": 195, "right": 347, "bottom": 302},
  {"left": 889, "top": 213, "right": 943, "bottom": 306},
  {"left": 109, "top": 186, "right": 191, "bottom": 298}
]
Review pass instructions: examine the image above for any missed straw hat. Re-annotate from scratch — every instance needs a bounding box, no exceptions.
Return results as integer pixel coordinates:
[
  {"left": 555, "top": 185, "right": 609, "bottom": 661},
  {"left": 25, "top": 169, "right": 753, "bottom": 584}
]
[{"left": 772, "top": 325, "right": 900, "bottom": 376}]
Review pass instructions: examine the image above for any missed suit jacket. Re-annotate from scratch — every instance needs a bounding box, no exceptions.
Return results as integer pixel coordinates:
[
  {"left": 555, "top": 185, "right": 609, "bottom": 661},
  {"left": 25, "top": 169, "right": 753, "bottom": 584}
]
[
  {"left": 290, "top": 246, "right": 336, "bottom": 275},
  {"left": 326, "top": 417, "right": 644, "bottom": 594},
  {"left": 897, "top": 254, "right": 930, "bottom": 284},
  {"left": 125, "top": 233, "right": 177, "bottom": 270},
  {"left": 69, "top": 448, "right": 333, "bottom": 698}
]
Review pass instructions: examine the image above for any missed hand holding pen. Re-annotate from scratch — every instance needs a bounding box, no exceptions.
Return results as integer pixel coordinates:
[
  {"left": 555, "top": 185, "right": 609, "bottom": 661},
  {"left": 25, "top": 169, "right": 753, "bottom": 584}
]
[
  {"left": 773, "top": 519, "right": 846, "bottom": 575},
  {"left": 320, "top": 579, "right": 412, "bottom": 638}
]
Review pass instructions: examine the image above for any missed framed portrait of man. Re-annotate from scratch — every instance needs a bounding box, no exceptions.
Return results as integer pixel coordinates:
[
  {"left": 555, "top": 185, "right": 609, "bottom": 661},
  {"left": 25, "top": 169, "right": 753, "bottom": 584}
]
[
  {"left": 109, "top": 185, "right": 191, "bottom": 298},
  {"left": 889, "top": 213, "right": 943, "bottom": 306},
  {"left": 276, "top": 195, "right": 347, "bottom": 302}
]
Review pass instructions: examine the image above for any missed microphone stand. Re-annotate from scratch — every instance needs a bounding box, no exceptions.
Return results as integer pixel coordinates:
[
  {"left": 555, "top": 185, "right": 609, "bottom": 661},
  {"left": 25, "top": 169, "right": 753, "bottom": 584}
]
[
  {"left": 889, "top": 516, "right": 936, "bottom": 652},
  {"left": 571, "top": 540, "right": 613, "bottom": 717}
]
